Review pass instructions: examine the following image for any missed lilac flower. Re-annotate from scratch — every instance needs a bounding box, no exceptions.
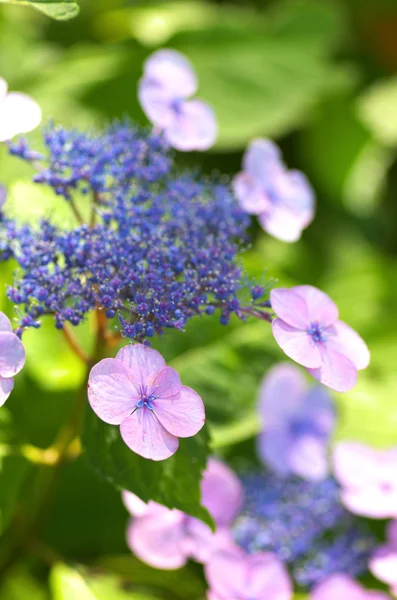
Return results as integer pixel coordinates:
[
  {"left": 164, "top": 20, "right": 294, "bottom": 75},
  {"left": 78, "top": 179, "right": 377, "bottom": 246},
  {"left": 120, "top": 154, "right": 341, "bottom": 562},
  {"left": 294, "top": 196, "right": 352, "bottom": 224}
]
[
  {"left": 122, "top": 458, "right": 242, "bottom": 569},
  {"left": 310, "top": 574, "right": 391, "bottom": 600},
  {"left": 333, "top": 442, "right": 397, "bottom": 518},
  {"left": 257, "top": 363, "right": 335, "bottom": 481},
  {"left": 204, "top": 548, "right": 292, "bottom": 600},
  {"left": 369, "top": 521, "right": 397, "bottom": 597},
  {"left": 139, "top": 49, "right": 217, "bottom": 151},
  {"left": 232, "top": 139, "right": 315, "bottom": 242},
  {"left": 88, "top": 343, "right": 205, "bottom": 460},
  {"left": 0, "top": 77, "right": 41, "bottom": 142},
  {"left": 270, "top": 285, "right": 370, "bottom": 392},
  {"left": 0, "top": 312, "right": 25, "bottom": 406}
]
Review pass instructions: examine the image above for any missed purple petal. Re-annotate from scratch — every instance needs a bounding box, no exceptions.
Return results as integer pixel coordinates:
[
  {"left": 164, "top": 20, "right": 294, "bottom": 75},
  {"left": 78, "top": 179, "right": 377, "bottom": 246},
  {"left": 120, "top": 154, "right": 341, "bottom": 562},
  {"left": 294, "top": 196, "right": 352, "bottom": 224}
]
[
  {"left": 327, "top": 320, "right": 370, "bottom": 370},
  {"left": 116, "top": 344, "right": 166, "bottom": 388},
  {"left": 201, "top": 458, "right": 244, "bottom": 526},
  {"left": 272, "top": 318, "right": 321, "bottom": 369},
  {"left": 153, "top": 385, "right": 205, "bottom": 438},
  {"left": 138, "top": 80, "right": 176, "bottom": 128},
  {"left": 294, "top": 285, "right": 339, "bottom": 327},
  {"left": 232, "top": 172, "right": 270, "bottom": 215},
  {"left": 0, "top": 92, "right": 41, "bottom": 142},
  {"left": 120, "top": 408, "right": 179, "bottom": 461},
  {"left": 387, "top": 520, "right": 397, "bottom": 546},
  {"left": 88, "top": 358, "right": 138, "bottom": 425},
  {"left": 150, "top": 366, "right": 181, "bottom": 398},
  {"left": 270, "top": 288, "right": 310, "bottom": 329},
  {"left": 258, "top": 429, "right": 295, "bottom": 477},
  {"left": 126, "top": 509, "right": 187, "bottom": 569},
  {"left": 122, "top": 491, "right": 149, "bottom": 517},
  {"left": 258, "top": 363, "right": 308, "bottom": 427},
  {"left": 307, "top": 346, "right": 357, "bottom": 392},
  {"left": 273, "top": 169, "right": 315, "bottom": 220},
  {"left": 0, "top": 376, "right": 14, "bottom": 407},
  {"left": 288, "top": 435, "right": 329, "bottom": 481},
  {"left": 164, "top": 99, "right": 217, "bottom": 151},
  {"left": 0, "top": 184, "right": 6, "bottom": 210},
  {"left": 142, "top": 49, "right": 197, "bottom": 98},
  {"left": 0, "top": 331, "right": 26, "bottom": 378},
  {"left": 181, "top": 517, "right": 215, "bottom": 563},
  {"left": 243, "top": 138, "right": 283, "bottom": 184},
  {"left": 258, "top": 204, "right": 310, "bottom": 242},
  {"left": 370, "top": 544, "right": 397, "bottom": 587},
  {"left": 301, "top": 385, "right": 335, "bottom": 437},
  {"left": 0, "top": 312, "right": 12, "bottom": 333}
]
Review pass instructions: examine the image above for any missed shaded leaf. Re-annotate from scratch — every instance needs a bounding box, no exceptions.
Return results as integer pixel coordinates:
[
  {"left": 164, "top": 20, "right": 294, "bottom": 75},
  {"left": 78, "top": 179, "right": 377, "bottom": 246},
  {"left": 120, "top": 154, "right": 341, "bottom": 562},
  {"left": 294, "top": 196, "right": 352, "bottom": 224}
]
[{"left": 0, "top": 0, "right": 79, "bottom": 20}]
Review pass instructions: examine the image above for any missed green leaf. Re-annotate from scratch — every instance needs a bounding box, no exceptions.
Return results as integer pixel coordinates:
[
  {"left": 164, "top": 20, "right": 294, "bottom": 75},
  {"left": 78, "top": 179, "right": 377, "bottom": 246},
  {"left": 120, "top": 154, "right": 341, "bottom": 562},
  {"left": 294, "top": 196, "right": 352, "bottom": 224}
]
[
  {"left": 358, "top": 75, "right": 397, "bottom": 146},
  {"left": 0, "top": 0, "right": 79, "bottom": 20},
  {"left": 82, "top": 409, "right": 212, "bottom": 527},
  {"left": 0, "top": 565, "right": 49, "bottom": 600}
]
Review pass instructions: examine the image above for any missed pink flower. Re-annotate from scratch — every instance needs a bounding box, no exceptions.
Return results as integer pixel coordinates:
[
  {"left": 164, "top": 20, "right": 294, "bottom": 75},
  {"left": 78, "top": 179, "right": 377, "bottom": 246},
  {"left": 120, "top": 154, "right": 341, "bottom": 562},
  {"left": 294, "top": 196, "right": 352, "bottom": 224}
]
[
  {"left": 333, "top": 442, "right": 397, "bottom": 518},
  {"left": 88, "top": 343, "right": 205, "bottom": 461},
  {"left": 232, "top": 139, "right": 315, "bottom": 242},
  {"left": 204, "top": 547, "right": 292, "bottom": 600},
  {"left": 270, "top": 285, "right": 370, "bottom": 392},
  {"left": 0, "top": 77, "right": 42, "bottom": 142},
  {"left": 122, "top": 458, "right": 243, "bottom": 569},
  {"left": 370, "top": 521, "right": 397, "bottom": 597},
  {"left": 138, "top": 49, "right": 217, "bottom": 151},
  {"left": 310, "top": 574, "right": 391, "bottom": 600},
  {"left": 0, "top": 312, "right": 25, "bottom": 406},
  {"left": 257, "top": 363, "right": 335, "bottom": 481}
]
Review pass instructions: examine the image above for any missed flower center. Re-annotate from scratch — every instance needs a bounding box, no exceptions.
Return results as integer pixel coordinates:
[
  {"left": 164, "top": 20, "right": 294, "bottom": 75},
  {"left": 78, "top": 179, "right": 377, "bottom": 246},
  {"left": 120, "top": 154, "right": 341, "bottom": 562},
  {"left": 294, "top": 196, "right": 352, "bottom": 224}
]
[
  {"left": 171, "top": 98, "right": 184, "bottom": 114},
  {"left": 136, "top": 384, "right": 157, "bottom": 411},
  {"left": 307, "top": 321, "right": 326, "bottom": 343}
]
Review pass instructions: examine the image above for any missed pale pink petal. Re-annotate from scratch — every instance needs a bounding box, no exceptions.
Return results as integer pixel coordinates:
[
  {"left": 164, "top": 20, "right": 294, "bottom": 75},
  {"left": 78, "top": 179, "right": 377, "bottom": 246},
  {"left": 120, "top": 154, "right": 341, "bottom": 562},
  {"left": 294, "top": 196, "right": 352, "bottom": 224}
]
[
  {"left": 201, "top": 458, "right": 244, "bottom": 526},
  {"left": 88, "top": 358, "right": 138, "bottom": 425},
  {"left": 0, "top": 184, "right": 6, "bottom": 209},
  {"left": 0, "top": 77, "right": 8, "bottom": 102},
  {"left": 272, "top": 319, "right": 321, "bottom": 369},
  {"left": 258, "top": 204, "right": 309, "bottom": 242},
  {"left": 0, "top": 376, "right": 14, "bottom": 407},
  {"left": 307, "top": 346, "right": 357, "bottom": 392},
  {"left": 182, "top": 517, "right": 215, "bottom": 563},
  {"left": 310, "top": 575, "right": 384, "bottom": 600},
  {"left": 232, "top": 172, "right": 270, "bottom": 215},
  {"left": 274, "top": 170, "right": 315, "bottom": 219},
  {"left": 0, "top": 312, "right": 12, "bottom": 333},
  {"left": 294, "top": 285, "right": 339, "bottom": 327},
  {"left": 258, "top": 363, "right": 308, "bottom": 427},
  {"left": 120, "top": 409, "right": 179, "bottom": 460},
  {"left": 142, "top": 49, "right": 197, "bottom": 98},
  {"left": 122, "top": 490, "right": 149, "bottom": 517},
  {"left": 205, "top": 551, "right": 250, "bottom": 597},
  {"left": 164, "top": 99, "right": 217, "bottom": 151},
  {"left": 138, "top": 80, "right": 176, "bottom": 128},
  {"left": 0, "top": 92, "right": 41, "bottom": 142},
  {"left": 116, "top": 344, "right": 166, "bottom": 388},
  {"left": 126, "top": 509, "right": 187, "bottom": 569},
  {"left": 243, "top": 138, "right": 283, "bottom": 183},
  {"left": 288, "top": 435, "right": 329, "bottom": 481},
  {"left": 0, "top": 331, "right": 26, "bottom": 378},
  {"left": 153, "top": 385, "right": 205, "bottom": 438},
  {"left": 370, "top": 544, "right": 397, "bottom": 586},
  {"left": 328, "top": 320, "right": 370, "bottom": 370},
  {"left": 246, "top": 553, "right": 292, "bottom": 599},
  {"left": 257, "top": 429, "right": 295, "bottom": 476},
  {"left": 150, "top": 366, "right": 181, "bottom": 398},
  {"left": 270, "top": 288, "right": 310, "bottom": 329},
  {"left": 341, "top": 486, "right": 397, "bottom": 519}
]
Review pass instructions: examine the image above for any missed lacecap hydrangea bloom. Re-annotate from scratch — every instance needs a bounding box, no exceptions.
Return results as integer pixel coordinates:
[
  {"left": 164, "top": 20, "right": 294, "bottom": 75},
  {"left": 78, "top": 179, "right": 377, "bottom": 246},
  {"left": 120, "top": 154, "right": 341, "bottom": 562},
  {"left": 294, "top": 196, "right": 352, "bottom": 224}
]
[
  {"left": 271, "top": 285, "right": 370, "bottom": 392},
  {"left": 88, "top": 344, "right": 205, "bottom": 460},
  {"left": 139, "top": 49, "right": 217, "bottom": 151},
  {"left": 0, "top": 76, "right": 41, "bottom": 142},
  {"left": 310, "top": 574, "right": 391, "bottom": 600},
  {"left": 233, "top": 138, "right": 315, "bottom": 242},
  {"left": 0, "top": 312, "right": 25, "bottom": 406},
  {"left": 257, "top": 363, "right": 335, "bottom": 481},
  {"left": 370, "top": 521, "right": 397, "bottom": 597}
]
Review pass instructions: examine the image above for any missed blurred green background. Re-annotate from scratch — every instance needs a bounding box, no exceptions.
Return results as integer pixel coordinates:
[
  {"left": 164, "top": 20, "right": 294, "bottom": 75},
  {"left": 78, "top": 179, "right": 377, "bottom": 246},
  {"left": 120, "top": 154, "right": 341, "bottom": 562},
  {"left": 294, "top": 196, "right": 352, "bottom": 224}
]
[{"left": 1, "top": 0, "right": 397, "bottom": 598}]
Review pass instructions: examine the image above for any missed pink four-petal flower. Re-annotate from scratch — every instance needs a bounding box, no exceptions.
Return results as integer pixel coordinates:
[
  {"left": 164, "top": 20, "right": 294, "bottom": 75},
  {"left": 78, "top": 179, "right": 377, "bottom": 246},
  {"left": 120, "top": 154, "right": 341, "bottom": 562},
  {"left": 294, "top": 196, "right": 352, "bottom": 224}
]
[
  {"left": 0, "top": 77, "right": 42, "bottom": 142},
  {"left": 122, "top": 458, "right": 243, "bottom": 569},
  {"left": 333, "top": 442, "right": 397, "bottom": 518},
  {"left": 88, "top": 343, "right": 205, "bottom": 460},
  {"left": 0, "top": 312, "right": 26, "bottom": 406},
  {"left": 310, "top": 574, "right": 391, "bottom": 600},
  {"left": 370, "top": 520, "right": 397, "bottom": 597},
  {"left": 270, "top": 285, "right": 370, "bottom": 392},
  {"left": 139, "top": 49, "right": 217, "bottom": 152}
]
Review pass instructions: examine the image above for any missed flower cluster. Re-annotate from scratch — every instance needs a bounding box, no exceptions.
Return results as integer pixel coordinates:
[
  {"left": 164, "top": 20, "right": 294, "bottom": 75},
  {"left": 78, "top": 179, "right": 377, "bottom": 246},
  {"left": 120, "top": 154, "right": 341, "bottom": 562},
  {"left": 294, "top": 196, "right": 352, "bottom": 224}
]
[{"left": 1, "top": 122, "right": 270, "bottom": 339}]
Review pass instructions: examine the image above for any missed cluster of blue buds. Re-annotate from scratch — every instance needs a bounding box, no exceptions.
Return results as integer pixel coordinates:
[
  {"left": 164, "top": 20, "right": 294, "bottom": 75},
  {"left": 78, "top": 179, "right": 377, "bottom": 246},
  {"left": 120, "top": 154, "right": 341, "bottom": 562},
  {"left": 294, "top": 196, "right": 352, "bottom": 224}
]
[
  {"left": 0, "top": 122, "right": 270, "bottom": 338},
  {"left": 233, "top": 471, "right": 376, "bottom": 589}
]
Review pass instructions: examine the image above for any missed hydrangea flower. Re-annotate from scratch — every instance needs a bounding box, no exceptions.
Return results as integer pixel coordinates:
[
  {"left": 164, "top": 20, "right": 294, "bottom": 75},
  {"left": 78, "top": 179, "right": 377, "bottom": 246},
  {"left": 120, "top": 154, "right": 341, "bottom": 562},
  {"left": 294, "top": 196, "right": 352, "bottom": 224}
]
[
  {"left": 232, "top": 139, "right": 315, "bottom": 242},
  {"left": 310, "top": 574, "right": 391, "bottom": 600},
  {"left": 88, "top": 343, "right": 205, "bottom": 460},
  {"left": 122, "top": 458, "right": 242, "bottom": 568},
  {"left": 270, "top": 285, "right": 370, "bottom": 392},
  {"left": 0, "top": 184, "right": 6, "bottom": 209},
  {"left": 0, "top": 77, "right": 41, "bottom": 142},
  {"left": 333, "top": 442, "right": 397, "bottom": 518},
  {"left": 369, "top": 520, "right": 397, "bottom": 597},
  {"left": 257, "top": 363, "right": 335, "bottom": 481},
  {"left": 139, "top": 49, "right": 217, "bottom": 151},
  {"left": 0, "top": 312, "right": 26, "bottom": 406},
  {"left": 204, "top": 549, "right": 292, "bottom": 600}
]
